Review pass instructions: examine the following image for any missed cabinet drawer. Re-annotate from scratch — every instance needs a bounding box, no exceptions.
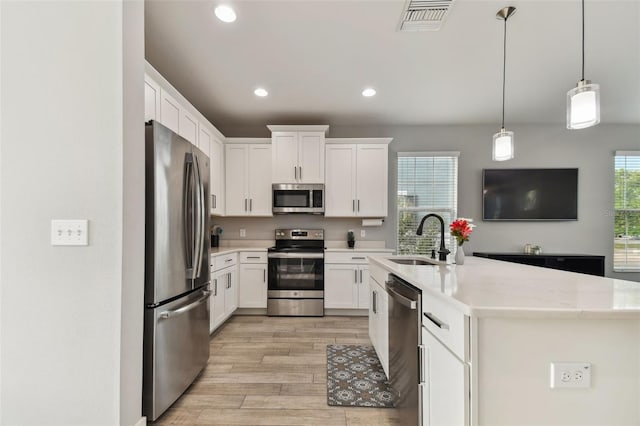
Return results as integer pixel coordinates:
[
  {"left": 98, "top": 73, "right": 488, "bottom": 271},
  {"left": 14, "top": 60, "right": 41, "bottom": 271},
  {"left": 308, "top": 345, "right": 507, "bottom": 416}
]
[
  {"left": 422, "top": 294, "right": 469, "bottom": 362},
  {"left": 240, "top": 251, "right": 267, "bottom": 263},
  {"left": 213, "top": 253, "right": 238, "bottom": 271},
  {"left": 325, "top": 251, "right": 381, "bottom": 264}
]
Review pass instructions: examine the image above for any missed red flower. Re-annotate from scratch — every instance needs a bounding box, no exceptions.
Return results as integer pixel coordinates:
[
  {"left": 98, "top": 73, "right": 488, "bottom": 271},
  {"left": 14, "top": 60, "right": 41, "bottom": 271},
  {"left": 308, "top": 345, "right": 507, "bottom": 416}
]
[{"left": 450, "top": 218, "right": 475, "bottom": 246}]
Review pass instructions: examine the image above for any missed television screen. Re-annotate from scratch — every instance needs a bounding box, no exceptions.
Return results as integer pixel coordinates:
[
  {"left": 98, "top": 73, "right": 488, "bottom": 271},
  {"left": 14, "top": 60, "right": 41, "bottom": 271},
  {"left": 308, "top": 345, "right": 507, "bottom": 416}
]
[{"left": 483, "top": 168, "right": 578, "bottom": 220}]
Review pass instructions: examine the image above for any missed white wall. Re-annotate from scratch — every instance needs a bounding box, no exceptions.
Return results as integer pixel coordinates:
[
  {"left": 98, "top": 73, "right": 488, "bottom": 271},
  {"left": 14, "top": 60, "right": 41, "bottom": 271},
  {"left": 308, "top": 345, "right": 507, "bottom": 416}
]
[
  {"left": 222, "top": 123, "right": 640, "bottom": 281},
  {"left": 1, "top": 1, "right": 144, "bottom": 425}
]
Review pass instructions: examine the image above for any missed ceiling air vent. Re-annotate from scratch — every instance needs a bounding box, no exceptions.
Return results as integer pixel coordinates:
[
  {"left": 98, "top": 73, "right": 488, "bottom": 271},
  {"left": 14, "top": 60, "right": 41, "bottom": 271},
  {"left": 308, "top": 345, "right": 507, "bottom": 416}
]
[{"left": 398, "top": 0, "right": 455, "bottom": 32}]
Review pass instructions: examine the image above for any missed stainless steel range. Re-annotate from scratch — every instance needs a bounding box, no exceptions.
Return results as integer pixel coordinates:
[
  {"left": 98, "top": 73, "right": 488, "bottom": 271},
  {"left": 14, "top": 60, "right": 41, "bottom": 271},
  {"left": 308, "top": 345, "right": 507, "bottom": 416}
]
[{"left": 267, "top": 229, "right": 324, "bottom": 316}]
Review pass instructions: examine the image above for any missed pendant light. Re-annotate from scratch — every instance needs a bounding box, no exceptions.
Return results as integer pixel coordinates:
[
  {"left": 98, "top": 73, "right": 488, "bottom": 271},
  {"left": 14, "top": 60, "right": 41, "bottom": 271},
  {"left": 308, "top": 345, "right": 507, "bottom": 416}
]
[
  {"left": 567, "top": 0, "right": 600, "bottom": 129},
  {"left": 493, "top": 6, "right": 516, "bottom": 162}
]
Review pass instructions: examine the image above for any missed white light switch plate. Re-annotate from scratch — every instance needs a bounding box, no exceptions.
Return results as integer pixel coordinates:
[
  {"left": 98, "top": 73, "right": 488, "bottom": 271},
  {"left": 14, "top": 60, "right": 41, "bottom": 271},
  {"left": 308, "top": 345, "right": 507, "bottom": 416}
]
[{"left": 51, "top": 220, "right": 89, "bottom": 246}]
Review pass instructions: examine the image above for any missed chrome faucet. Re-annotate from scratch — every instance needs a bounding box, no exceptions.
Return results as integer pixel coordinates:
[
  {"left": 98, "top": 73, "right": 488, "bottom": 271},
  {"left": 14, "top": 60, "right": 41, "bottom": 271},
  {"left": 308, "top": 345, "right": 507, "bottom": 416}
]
[{"left": 416, "top": 213, "right": 450, "bottom": 262}]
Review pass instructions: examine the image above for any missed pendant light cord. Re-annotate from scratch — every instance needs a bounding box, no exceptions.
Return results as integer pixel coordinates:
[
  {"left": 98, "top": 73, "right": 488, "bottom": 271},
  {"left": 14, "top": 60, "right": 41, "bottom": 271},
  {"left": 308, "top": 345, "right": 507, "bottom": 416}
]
[
  {"left": 581, "top": 0, "right": 585, "bottom": 81},
  {"left": 501, "top": 16, "right": 507, "bottom": 129}
]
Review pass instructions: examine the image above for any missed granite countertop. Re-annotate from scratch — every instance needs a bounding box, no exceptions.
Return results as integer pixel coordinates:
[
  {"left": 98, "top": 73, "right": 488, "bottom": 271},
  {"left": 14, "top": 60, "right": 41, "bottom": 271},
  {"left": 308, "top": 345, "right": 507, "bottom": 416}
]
[{"left": 368, "top": 255, "right": 640, "bottom": 318}]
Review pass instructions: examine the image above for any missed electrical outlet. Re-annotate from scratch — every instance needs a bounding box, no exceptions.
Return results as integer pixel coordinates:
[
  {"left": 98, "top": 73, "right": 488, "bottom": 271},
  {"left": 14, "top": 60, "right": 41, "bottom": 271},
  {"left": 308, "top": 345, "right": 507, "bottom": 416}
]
[
  {"left": 550, "top": 362, "right": 591, "bottom": 388},
  {"left": 51, "top": 219, "right": 89, "bottom": 246},
  {"left": 239, "top": 229, "right": 246, "bottom": 238},
  {"left": 360, "top": 229, "right": 366, "bottom": 238}
]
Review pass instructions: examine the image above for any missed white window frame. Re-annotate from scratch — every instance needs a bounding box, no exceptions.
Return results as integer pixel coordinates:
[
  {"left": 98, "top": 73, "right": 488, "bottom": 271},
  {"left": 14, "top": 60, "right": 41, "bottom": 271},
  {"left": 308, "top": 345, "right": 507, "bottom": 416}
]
[
  {"left": 397, "top": 152, "right": 459, "bottom": 257},
  {"left": 614, "top": 151, "right": 640, "bottom": 272}
]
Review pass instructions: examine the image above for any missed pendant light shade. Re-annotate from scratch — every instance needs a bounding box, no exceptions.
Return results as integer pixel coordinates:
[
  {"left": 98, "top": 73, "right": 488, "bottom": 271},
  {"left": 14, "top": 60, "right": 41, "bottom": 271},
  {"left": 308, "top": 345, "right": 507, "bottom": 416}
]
[
  {"left": 493, "top": 6, "right": 516, "bottom": 162},
  {"left": 567, "top": 0, "right": 600, "bottom": 129},
  {"left": 493, "top": 128, "right": 514, "bottom": 161}
]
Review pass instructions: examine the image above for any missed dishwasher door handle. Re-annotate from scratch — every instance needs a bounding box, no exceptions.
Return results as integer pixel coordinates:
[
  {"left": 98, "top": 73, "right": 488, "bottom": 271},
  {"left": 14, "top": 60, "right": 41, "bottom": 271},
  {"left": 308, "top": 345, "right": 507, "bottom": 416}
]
[{"left": 387, "top": 285, "right": 417, "bottom": 310}]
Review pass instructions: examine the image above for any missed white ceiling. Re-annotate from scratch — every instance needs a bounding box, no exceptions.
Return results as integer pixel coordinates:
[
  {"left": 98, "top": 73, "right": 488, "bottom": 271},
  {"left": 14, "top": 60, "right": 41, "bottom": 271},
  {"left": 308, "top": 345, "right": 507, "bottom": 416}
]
[{"left": 145, "top": 0, "right": 640, "bottom": 136}]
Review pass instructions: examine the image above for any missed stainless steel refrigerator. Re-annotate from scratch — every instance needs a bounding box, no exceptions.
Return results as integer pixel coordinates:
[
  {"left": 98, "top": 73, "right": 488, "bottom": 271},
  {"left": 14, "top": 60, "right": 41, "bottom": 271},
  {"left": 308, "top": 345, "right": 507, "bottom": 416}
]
[{"left": 143, "top": 120, "right": 211, "bottom": 422}]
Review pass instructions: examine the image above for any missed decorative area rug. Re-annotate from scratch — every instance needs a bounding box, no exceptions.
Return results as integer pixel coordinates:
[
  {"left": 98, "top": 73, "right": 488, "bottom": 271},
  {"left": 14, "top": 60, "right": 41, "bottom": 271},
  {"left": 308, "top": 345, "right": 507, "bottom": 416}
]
[{"left": 326, "top": 344, "right": 395, "bottom": 408}]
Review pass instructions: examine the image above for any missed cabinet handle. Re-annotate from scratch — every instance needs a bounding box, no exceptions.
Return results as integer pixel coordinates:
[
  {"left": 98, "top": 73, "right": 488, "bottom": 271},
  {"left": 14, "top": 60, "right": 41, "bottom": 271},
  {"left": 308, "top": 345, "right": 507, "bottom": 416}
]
[
  {"left": 424, "top": 312, "right": 450, "bottom": 330},
  {"left": 263, "top": 269, "right": 266, "bottom": 283},
  {"left": 247, "top": 256, "right": 260, "bottom": 259},
  {"left": 299, "top": 166, "right": 302, "bottom": 180},
  {"left": 225, "top": 258, "right": 233, "bottom": 262},
  {"left": 213, "top": 279, "right": 217, "bottom": 296},
  {"left": 294, "top": 166, "right": 297, "bottom": 180},
  {"left": 354, "top": 269, "right": 358, "bottom": 283},
  {"left": 244, "top": 198, "right": 247, "bottom": 212},
  {"left": 359, "top": 269, "right": 363, "bottom": 283},
  {"left": 352, "top": 200, "right": 355, "bottom": 212},
  {"left": 419, "top": 345, "right": 426, "bottom": 383},
  {"left": 352, "top": 256, "right": 366, "bottom": 260},
  {"left": 357, "top": 199, "right": 360, "bottom": 212},
  {"left": 372, "top": 290, "right": 377, "bottom": 314},
  {"left": 250, "top": 199, "right": 252, "bottom": 212},
  {"left": 228, "top": 274, "right": 231, "bottom": 289}
]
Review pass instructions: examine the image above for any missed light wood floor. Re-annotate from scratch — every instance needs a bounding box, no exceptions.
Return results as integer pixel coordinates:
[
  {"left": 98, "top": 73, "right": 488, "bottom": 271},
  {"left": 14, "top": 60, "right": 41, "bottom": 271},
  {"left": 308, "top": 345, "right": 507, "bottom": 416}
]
[{"left": 152, "top": 315, "right": 400, "bottom": 425}]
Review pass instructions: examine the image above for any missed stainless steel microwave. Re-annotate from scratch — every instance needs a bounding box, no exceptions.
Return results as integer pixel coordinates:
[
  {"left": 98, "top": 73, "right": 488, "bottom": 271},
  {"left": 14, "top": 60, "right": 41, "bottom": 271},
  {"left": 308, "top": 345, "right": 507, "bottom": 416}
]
[{"left": 272, "top": 184, "right": 324, "bottom": 214}]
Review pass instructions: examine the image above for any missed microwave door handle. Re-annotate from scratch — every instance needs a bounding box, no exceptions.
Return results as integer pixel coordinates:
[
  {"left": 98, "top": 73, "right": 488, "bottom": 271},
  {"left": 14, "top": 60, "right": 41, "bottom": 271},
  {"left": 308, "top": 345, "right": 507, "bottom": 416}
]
[{"left": 183, "top": 154, "right": 194, "bottom": 277}]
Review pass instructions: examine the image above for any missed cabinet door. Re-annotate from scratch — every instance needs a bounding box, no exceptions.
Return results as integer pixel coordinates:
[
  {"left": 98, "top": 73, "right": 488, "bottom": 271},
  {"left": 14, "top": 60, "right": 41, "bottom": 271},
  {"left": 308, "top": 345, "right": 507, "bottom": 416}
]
[
  {"left": 225, "top": 268, "right": 238, "bottom": 315},
  {"left": 356, "top": 144, "right": 388, "bottom": 217},
  {"left": 179, "top": 108, "right": 198, "bottom": 145},
  {"left": 144, "top": 75, "right": 161, "bottom": 123},
  {"left": 159, "top": 89, "right": 180, "bottom": 134},
  {"left": 210, "top": 137, "right": 225, "bottom": 215},
  {"left": 423, "top": 330, "right": 469, "bottom": 426},
  {"left": 325, "top": 145, "right": 357, "bottom": 217},
  {"left": 225, "top": 144, "right": 248, "bottom": 215},
  {"left": 324, "top": 264, "right": 358, "bottom": 309},
  {"left": 247, "top": 144, "right": 272, "bottom": 216},
  {"left": 198, "top": 123, "right": 212, "bottom": 157},
  {"left": 212, "top": 271, "right": 227, "bottom": 331},
  {"left": 369, "top": 286, "right": 378, "bottom": 349},
  {"left": 298, "top": 132, "right": 325, "bottom": 183},
  {"left": 239, "top": 264, "right": 267, "bottom": 308},
  {"left": 357, "top": 265, "right": 370, "bottom": 309},
  {"left": 271, "top": 132, "right": 298, "bottom": 183}
]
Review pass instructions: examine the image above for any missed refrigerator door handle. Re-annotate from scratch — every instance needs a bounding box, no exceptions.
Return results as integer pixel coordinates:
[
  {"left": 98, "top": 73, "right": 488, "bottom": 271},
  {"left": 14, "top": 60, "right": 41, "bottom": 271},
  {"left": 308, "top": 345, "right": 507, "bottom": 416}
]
[
  {"left": 192, "top": 155, "right": 204, "bottom": 279},
  {"left": 159, "top": 289, "right": 212, "bottom": 319},
  {"left": 183, "top": 153, "right": 195, "bottom": 277}
]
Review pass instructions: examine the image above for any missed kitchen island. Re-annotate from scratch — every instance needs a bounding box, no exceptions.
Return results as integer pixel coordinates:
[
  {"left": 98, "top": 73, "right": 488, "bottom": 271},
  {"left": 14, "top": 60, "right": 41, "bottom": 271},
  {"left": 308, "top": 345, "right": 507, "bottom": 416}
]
[{"left": 368, "top": 255, "right": 640, "bottom": 426}]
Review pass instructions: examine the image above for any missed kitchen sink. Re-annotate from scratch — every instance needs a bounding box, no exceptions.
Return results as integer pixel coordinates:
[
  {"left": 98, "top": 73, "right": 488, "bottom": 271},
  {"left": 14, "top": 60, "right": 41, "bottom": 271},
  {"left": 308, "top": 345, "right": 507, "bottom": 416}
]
[{"left": 388, "top": 257, "right": 437, "bottom": 266}]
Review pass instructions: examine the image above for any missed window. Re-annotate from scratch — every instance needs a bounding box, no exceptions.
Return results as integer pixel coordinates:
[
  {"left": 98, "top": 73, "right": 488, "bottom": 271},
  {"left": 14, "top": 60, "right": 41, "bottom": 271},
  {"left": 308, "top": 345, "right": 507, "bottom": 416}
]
[
  {"left": 614, "top": 151, "right": 640, "bottom": 271},
  {"left": 397, "top": 152, "right": 459, "bottom": 256}
]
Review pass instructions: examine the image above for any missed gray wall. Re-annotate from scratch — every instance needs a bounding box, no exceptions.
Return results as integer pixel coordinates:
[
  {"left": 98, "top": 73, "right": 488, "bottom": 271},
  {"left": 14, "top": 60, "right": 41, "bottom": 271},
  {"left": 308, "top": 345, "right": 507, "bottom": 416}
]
[
  {"left": 221, "top": 123, "right": 640, "bottom": 281},
  {"left": 1, "top": 1, "right": 144, "bottom": 425}
]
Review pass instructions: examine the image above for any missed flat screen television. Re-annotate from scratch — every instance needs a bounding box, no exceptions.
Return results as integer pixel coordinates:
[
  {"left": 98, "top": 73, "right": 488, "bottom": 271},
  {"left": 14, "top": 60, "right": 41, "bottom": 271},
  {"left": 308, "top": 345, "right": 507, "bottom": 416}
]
[{"left": 482, "top": 168, "right": 578, "bottom": 221}]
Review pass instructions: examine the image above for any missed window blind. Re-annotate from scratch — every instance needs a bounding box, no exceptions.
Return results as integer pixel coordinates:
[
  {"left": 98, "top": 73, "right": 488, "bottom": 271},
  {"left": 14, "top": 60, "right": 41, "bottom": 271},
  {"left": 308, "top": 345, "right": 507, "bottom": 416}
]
[
  {"left": 397, "top": 153, "right": 458, "bottom": 256},
  {"left": 614, "top": 151, "right": 640, "bottom": 271}
]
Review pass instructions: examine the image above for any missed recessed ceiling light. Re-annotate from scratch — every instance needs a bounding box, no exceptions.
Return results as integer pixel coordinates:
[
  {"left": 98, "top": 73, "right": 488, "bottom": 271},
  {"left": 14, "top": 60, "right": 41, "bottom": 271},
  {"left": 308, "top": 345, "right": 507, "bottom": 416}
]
[
  {"left": 214, "top": 5, "right": 236, "bottom": 23},
  {"left": 362, "top": 88, "right": 376, "bottom": 97},
  {"left": 254, "top": 88, "right": 268, "bottom": 97}
]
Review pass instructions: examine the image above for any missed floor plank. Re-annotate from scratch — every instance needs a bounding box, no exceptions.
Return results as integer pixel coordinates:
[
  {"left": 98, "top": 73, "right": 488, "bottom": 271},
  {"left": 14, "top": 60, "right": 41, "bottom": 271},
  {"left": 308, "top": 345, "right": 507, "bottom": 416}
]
[{"left": 151, "top": 315, "right": 398, "bottom": 426}]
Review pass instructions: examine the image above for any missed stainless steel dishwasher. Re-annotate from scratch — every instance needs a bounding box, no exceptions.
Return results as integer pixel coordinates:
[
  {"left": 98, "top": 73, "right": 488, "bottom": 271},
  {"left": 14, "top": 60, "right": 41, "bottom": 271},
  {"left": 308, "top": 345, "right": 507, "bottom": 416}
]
[{"left": 387, "top": 274, "right": 422, "bottom": 425}]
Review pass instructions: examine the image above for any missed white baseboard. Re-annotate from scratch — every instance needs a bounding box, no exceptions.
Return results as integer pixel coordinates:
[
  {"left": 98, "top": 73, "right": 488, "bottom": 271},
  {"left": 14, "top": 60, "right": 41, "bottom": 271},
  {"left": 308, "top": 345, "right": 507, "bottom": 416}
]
[
  {"left": 133, "top": 416, "right": 146, "bottom": 426},
  {"left": 324, "top": 309, "right": 368, "bottom": 316}
]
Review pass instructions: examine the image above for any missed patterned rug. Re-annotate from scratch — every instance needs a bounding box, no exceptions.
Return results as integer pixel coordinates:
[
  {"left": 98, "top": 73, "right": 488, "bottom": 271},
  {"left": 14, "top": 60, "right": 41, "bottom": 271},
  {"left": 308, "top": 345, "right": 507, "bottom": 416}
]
[{"left": 326, "top": 344, "right": 395, "bottom": 408}]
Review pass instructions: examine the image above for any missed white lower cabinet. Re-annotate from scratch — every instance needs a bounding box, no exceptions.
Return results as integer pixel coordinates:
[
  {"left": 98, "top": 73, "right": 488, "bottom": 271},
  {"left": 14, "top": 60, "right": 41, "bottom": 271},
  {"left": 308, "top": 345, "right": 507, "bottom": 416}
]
[
  {"left": 239, "top": 252, "right": 268, "bottom": 308},
  {"left": 369, "top": 275, "right": 389, "bottom": 377},
  {"left": 324, "top": 264, "right": 369, "bottom": 309},
  {"left": 210, "top": 253, "right": 238, "bottom": 333},
  {"left": 421, "top": 327, "right": 469, "bottom": 426}
]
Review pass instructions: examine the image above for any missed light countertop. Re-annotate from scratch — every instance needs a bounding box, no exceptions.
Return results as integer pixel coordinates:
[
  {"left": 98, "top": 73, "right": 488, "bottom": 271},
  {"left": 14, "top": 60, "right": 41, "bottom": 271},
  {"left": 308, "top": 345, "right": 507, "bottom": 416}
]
[{"left": 369, "top": 255, "right": 640, "bottom": 318}]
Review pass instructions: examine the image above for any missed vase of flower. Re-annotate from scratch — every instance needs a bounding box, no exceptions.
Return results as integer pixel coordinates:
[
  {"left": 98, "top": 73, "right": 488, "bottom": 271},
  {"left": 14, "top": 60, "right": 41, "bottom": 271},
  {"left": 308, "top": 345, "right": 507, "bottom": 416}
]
[
  {"left": 450, "top": 218, "right": 475, "bottom": 265},
  {"left": 455, "top": 245, "right": 465, "bottom": 265}
]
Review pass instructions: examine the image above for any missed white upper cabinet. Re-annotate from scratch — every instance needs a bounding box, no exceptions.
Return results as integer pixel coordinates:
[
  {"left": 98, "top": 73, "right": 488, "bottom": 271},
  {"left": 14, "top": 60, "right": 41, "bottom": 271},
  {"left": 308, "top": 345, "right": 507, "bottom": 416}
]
[
  {"left": 199, "top": 123, "right": 225, "bottom": 215},
  {"left": 179, "top": 108, "right": 198, "bottom": 146},
  {"left": 325, "top": 139, "right": 391, "bottom": 217},
  {"left": 225, "top": 143, "right": 272, "bottom": 216},
  {"left": 269, "top": 126, "right": 328, "bottom": 184},
  {"left": 159, "top": 89, "right": 181, "bottom": 134},
  {"left": 144, "top": 75, "right": 161, "bottom": 123}
]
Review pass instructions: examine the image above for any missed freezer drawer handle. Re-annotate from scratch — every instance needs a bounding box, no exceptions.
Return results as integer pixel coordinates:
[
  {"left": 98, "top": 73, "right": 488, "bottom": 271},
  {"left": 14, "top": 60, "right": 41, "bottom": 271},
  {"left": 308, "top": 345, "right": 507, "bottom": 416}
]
[
  {"left": 423, "top": 312, "right": 450, "bottom": 330},
  {"left": 159, "top": 290, "right": 212, "bottom": 319},
  {"left": 386, "top": 284, "right": 417, "bottom": 310}
]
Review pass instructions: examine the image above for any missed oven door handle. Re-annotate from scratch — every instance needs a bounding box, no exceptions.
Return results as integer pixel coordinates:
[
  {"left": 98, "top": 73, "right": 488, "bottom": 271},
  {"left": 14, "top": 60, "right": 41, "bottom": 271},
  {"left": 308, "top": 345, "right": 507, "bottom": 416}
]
[{"left": 267, "top": 252, "right": 324, "bottom": 259}]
